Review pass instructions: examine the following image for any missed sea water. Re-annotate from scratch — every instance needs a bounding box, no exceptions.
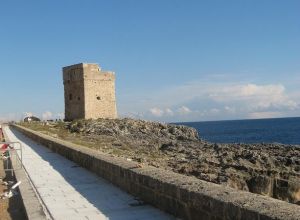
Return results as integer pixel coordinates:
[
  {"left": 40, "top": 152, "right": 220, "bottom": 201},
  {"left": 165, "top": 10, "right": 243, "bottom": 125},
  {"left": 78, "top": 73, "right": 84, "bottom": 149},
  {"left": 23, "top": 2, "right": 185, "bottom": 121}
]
[{"left": 178, "top": 117, "right": 300, "bottom": 145}]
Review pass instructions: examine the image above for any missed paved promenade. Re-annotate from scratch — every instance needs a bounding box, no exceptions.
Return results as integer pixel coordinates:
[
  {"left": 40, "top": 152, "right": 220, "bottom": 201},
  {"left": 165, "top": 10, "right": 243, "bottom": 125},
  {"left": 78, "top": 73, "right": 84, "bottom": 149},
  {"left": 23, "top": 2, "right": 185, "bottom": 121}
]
[{"left": 4, "top": 127, "right": 174, "bottom": 220}]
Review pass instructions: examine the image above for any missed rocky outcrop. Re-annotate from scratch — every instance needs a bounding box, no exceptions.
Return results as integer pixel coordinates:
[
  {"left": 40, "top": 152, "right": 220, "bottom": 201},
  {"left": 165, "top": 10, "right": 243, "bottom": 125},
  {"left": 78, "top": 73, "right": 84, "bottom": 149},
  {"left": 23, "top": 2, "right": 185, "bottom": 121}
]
[
  {"left": 22, "top": 118, "right": 300, "bottom": 205},
  {"left": 68, "top": 118, "right": 199, "bottom": 142}
]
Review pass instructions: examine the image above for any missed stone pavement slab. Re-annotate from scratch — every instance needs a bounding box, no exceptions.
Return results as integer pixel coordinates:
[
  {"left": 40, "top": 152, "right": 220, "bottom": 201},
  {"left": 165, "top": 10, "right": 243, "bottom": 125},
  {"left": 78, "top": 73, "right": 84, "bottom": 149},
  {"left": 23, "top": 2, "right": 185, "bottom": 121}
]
[{"left": 4, "top": 127, "right": 174, "bottom": 220}]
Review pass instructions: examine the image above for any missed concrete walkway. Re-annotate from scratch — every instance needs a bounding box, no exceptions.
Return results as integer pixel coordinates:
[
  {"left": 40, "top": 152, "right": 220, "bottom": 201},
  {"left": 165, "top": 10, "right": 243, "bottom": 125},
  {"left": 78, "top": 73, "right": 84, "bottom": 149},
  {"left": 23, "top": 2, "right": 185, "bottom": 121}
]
[{"left": 4, "top": 127, "right": 174, "bottom": 220}]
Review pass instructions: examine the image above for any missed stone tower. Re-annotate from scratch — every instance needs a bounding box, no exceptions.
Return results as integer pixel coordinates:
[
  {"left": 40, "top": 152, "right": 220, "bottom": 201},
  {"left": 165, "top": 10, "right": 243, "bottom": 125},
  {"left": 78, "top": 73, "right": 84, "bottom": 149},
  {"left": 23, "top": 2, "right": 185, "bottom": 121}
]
[{"left": 63, "top": 63, "right": 117, "bottom": 121}]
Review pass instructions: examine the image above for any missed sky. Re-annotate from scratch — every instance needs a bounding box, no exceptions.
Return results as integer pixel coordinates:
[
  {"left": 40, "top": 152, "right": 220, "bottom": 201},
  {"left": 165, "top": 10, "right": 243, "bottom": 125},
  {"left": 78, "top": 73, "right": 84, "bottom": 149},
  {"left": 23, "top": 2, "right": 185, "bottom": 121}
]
[{"left": 0, "top": 0, "right": 299, "bottom": 122}]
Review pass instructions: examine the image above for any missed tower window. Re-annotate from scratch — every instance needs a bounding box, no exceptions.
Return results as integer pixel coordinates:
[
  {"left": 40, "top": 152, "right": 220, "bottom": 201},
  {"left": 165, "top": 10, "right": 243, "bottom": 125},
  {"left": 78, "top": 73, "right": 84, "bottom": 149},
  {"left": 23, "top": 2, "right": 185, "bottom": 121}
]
[
  {"left": 69, "top": 94, "right": 73, "bottom": 100},
  {"left": 78, "top": 96, "right": 80, "bottom": 101}
]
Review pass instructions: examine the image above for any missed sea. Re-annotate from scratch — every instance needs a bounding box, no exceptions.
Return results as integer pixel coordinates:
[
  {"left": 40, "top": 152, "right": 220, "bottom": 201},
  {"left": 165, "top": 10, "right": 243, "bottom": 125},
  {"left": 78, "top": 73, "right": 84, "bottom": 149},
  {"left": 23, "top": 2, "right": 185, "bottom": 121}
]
[{"left": 177, "top": 117, "right": 300, "bottom": 145}]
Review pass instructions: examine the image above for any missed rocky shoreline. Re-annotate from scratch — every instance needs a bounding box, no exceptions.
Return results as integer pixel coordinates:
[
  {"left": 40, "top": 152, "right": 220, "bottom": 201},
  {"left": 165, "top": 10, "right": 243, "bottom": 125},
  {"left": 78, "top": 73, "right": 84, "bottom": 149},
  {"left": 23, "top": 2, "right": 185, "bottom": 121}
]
[{"left": 20, "top": 118, "right": 300, "bottom": 205}]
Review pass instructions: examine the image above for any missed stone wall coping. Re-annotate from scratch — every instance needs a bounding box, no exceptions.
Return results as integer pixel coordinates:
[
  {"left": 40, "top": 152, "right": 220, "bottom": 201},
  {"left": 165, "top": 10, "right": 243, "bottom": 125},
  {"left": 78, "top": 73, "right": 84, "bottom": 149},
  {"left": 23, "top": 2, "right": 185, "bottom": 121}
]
[{"left": 12, "top": 124, "right": 300, "bottom": 220}]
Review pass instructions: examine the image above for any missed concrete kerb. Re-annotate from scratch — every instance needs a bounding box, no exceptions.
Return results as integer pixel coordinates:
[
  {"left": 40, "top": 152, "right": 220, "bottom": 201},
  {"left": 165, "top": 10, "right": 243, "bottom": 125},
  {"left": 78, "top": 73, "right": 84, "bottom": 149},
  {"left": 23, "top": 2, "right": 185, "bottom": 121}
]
[
  {"left": 12, "top": 124, "right": 300, "bottom": 220},
  {"left": 2, "top": 126, "right": 48, "bottom": 220}
]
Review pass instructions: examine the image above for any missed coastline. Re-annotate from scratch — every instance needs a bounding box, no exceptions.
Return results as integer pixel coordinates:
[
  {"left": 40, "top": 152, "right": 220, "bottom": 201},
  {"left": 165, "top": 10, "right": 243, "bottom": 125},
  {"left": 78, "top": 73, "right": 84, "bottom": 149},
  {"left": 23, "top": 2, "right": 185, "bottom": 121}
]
[{"left": 18, "top": 118, "right": 300, "bottom": 205}]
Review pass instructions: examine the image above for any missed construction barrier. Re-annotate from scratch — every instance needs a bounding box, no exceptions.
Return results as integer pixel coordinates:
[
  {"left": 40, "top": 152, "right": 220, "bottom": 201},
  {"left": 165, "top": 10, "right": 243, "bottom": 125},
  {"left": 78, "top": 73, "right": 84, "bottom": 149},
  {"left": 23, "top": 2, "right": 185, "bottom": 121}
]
[{"left": 1, "top": 142, "right": 23, "bottom": 175}]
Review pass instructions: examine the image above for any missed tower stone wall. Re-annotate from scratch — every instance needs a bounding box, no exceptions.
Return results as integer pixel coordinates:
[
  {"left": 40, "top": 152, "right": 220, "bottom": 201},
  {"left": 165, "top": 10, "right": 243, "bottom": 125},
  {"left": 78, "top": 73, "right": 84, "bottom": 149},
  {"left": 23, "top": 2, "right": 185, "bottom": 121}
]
[{"left": 63, "top": 63, "right": 117, "bottom": 121}]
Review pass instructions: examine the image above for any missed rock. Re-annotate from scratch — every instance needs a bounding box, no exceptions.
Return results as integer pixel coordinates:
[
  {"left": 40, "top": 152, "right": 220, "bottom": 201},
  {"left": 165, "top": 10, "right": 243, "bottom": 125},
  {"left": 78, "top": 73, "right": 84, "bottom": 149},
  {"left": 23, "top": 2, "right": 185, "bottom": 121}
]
[
  {"left": 247, "top": 175, "right": 274, "bottom": 196},
  {"left": 68, "top": 118, "right": 199, "bottom": 143}
]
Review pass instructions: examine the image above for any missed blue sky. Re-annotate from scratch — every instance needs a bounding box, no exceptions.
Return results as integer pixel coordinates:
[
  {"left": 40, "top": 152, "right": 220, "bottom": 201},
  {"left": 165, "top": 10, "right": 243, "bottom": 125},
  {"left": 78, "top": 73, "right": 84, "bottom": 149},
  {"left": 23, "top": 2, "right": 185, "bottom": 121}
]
[{"left": 0, "top": 0, "right": 299, "bottom": 122}]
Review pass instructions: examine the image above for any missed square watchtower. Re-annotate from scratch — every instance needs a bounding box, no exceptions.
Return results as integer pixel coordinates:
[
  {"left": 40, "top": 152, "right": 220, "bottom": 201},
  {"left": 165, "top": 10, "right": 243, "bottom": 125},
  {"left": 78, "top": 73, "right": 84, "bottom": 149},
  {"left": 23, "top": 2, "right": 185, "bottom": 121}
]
[{"left": 63, "top": 63, "right": 117, "bottom": 121}]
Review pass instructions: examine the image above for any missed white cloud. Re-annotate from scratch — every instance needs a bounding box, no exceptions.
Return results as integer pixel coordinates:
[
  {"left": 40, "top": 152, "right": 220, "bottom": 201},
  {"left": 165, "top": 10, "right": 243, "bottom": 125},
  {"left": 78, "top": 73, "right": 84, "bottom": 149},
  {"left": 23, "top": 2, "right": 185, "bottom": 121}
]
[
  {"left": 42, "top": 111, "right": 53, "bottom": 120},
  {"left": 248, "top": 111, "right": 283, "bottom": 119},
  {"left": 24, "top": 112, "right": 33, "bottom": 117},
  {"left": 56, "top": 113, "right": 64, "bottom": 119},
  {"left": 121, "top": 111, "right": 144, "bottom": 119},
  {"left": 165, "top": 108, "right": 174, "bottom": 116},
  {"left": 149, "top": 106, "right": 191, "bottom": 118},
  {"left": 177, "top": 106, "right": 192, "bottom": 115},
  {"left": 224, "top": 106, "right": 236, "bottom": 114},
  {"left": 149, "top": 107, "right": 164, "bottom": 117},
  {"left": 119, "top": 76, "right": 300, "bottom": 121},
  {"left": 209, "top": 84, "right": 297, "bottom": 111},
  {"left": 210, "top": 108, "right": 220, "bottom": 114}
]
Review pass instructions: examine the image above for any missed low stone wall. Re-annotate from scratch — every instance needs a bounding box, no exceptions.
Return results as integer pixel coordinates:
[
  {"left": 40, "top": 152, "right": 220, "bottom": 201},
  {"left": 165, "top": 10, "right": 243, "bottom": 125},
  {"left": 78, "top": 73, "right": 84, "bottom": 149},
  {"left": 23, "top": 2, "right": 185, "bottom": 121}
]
[{"left": 12, "top": 124, "right": 300, "bottom": 220}]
